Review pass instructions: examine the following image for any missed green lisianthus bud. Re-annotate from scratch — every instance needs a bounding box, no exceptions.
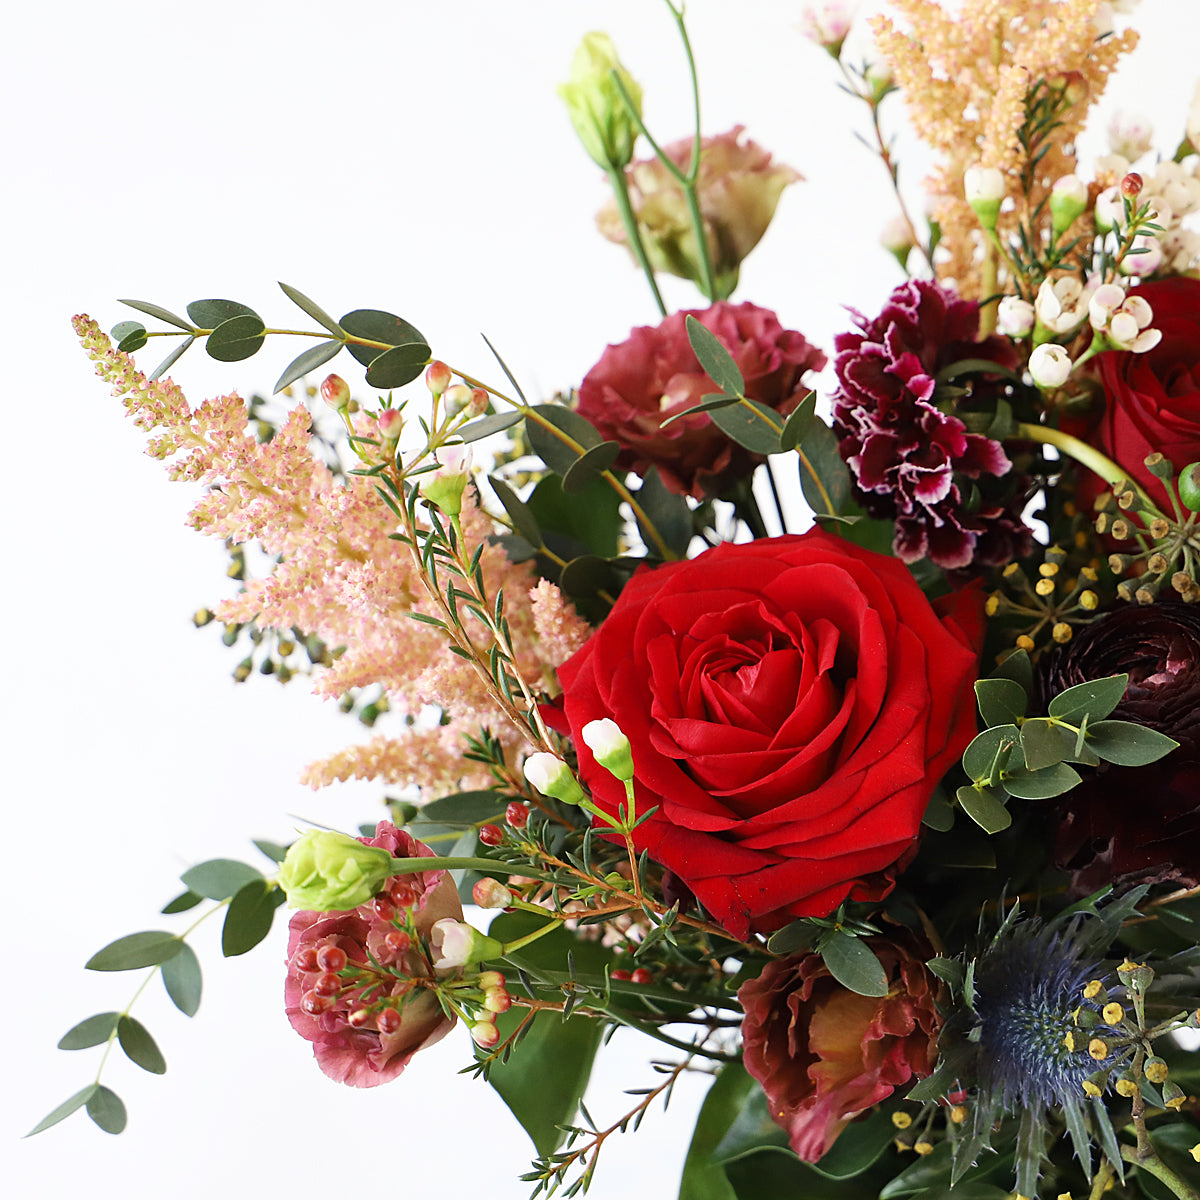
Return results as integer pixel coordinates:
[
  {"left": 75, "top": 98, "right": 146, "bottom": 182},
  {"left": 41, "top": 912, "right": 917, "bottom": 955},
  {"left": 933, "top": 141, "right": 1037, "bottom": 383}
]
[
  {"left": 278, "top": 830, "right": 394, "bottom": 911},
  {"left": 558, "top": 32, "right": 643, "bottom": 170}
]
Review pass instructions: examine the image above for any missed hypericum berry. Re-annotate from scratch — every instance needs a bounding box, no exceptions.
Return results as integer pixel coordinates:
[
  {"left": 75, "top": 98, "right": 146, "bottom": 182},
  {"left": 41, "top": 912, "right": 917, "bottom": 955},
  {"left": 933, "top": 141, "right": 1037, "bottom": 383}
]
[
  {"left": 376, "top": 1006, "right": 403, "bottom": 1036},
  {"left": 383, "top": 929, "right": 412, "bottom": 957},
  {"left": 630, "top": 967, "right": 653, "bottom": 985},
  {"left": 312, "top": 971, "right": 342, "bottom": 997},
  {"left": 610, "top": 969, "right": 633, "bottom": 982},
  {"left": 293, "top": 946, "right": 320, "bottom": 973},
  {"left": 1179, "top": 463, "right": 1200, "bottom": 512},
  {"left": 505, "top": 801, "right": 529, "bottom": 829},
  {"left": 347, "top": 1008, "right": 372, "bottom": 1028},
  {"left": 300, "top": 990, "right": 334, "bottom": 1015},
  {"left": 387, "top": 878, "right": 418, "bottom": 907},
  {"left": 316, "top": 944, "right": 348, "bottom": 974},
  {"left": 425, "top": 360, "right": 453, "bottom": 395},
  {"left": 372, "top": 896, "right": 397, "bottom": 922},
  {"left": 478, "top": 824, "right": 504, "bottom": 847}
]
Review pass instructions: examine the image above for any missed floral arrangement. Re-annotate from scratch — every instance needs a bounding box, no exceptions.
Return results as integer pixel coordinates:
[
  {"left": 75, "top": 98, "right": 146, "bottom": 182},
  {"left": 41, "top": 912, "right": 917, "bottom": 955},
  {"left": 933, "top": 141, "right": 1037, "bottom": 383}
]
[{"left": 36, "top": 1, "right": 1200, "bottom": 1197}]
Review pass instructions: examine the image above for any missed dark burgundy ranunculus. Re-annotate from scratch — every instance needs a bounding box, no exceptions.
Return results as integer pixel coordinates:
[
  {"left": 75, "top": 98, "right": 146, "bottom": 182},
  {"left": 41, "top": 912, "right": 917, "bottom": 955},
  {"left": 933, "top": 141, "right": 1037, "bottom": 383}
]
[
  {"left": 832, "top": 280, "right": 1031, "bottom": 571},
  {"left": 575, "top": 301, "right": 826, "bottom": 499},
  {"left": 1038, "top": 602, "right": 1200, "bottom": 893},
  {"left": 557, "top": 528, "right": 983, "bottom": 939},
  {"left": 1096, "top": 276, "right": 1200, "bottom": 510},
  {"left": 738, "top": 935, "right": 940, "bottom": 1161}
]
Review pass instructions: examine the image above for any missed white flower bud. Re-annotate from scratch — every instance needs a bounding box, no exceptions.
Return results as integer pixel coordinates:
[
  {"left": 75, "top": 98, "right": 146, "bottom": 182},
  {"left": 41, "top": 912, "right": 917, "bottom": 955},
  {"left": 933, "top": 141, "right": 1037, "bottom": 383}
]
[
  {"left": 1029, "top": 343, "right": 1073, "bottom": 389},
  {"left": 1050, "top": 174, "right": 1089, "bottom": 233},
  {"left": 1095, "top": 185, "right": 1124, "bottom": 233},
  {"left": 996, "top": 296, "right": 1035, "bottom": 339},
  {"left": 964, "top": 165, "right": 1005, "bottom": 229},
  {"left": 582, "top": 718, "right": 635, "bottom": 782},
  {"left": 522, "top": 752, "right": 586, "bottom": 805}
]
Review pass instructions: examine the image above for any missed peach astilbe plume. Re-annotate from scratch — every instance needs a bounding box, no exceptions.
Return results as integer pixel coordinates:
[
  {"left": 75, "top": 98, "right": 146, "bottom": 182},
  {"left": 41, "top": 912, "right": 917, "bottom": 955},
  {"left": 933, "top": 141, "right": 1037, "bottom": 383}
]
[
  {"left": 871, "top": 0, "right": 1137, "bottom": 296},
  {"left": 74, "top": 316, "right": 578, "bottom": 794}
]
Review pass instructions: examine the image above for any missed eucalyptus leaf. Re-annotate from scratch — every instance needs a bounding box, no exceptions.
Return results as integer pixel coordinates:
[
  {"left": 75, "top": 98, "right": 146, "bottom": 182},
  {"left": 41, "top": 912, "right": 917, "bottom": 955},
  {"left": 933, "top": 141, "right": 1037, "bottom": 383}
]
[
  {"left": 86, "top": 1085, "right": 127, "bottom": 1134},
  {"left": 364, "top": 340, "right": 430, "bottom": 389},
  {"left": 205, "top": 313, "right": 266, "bottom": 362},
  {"left": 993, "top": 648, "right": 1034, "bottom": 694},
  {"left": 273, "top": 338, "right": 343, "bottom": 394},
  {"left": 457, "top": 410, "right": 523, "bottom": 442},
  {"left": 339, "top": 308, "right": 428, "bottom": 367},
  {"left": 117, "top": 1016, "right": 166, "bottom": 1074},
  {"left": 160, "top": 889, "right": 202, "bottom": 915},
  {"left": 222, "top": 878, "right": 279, "bottom": 957},
  {"left": 1047, "top": 673, "right": 1129, "bottom": 724},
  {"left": 181, "top": 858, "right": 264, "bottom": 901},
  {"left": 25, "top": 1085, "right": 99, "bottom": 1137},
  {"left": 962, "top": 724, "right": 1020, "bottom": 782},
  {"left": 149, "top": 335, "right": 196, "bottom": 380},
  {"left": 487, "top": 476, "right": 542, "bottom": 545},
  {"left": 798, "top": 419, "right": 854, "bottom": 518},
  {"left": 525, "top": 403, "right": 603, "bottom": 475},
  {"left": 561, "top": 440, "right": 622, "bottom": 494},
  {"left": 118, "top": 298, "right": 194, "bottom": 331},
  {"left": 818, "top": 931, "right": 888, "bottom": 997},
  {"left": 86, "top": 931, "right": 184, "bottom": 972},
  {"left": 1086, "top": 720, "right": 1179, "bottom": 766},
  {"left": 956, "top": 785, "right": 1012, "bottom": 834},
  {"left": 974, "top": 677, "right": 1028, "bottom": 727},
  {"left": 659, "top": 392, "right": 740, "bottom": 427},
  {"left": 559, "top": 554, "right": 620, "bottom": 600},
  {"left": 112, "top": 320, "right": 148, "bottom": 352},
  {"left": 1001, "top": 760, "right": 1081, "bottom": 800},
  {"left": 252, "top": 838, "right": 290, "bottom": 864},
  {"left": 58, "top": 1012, "right": 121, "bottom": 1051},
  {"left": 162, "top": 942, "right": 202, "bottom": 1016},
  {"left": 186, "top": 298, "right": 258, "bottom": 328},
  {"left": 527, "top": 473, "right": 622, "bottom": 559},
  {"left": 633, "top": 466, "right": 692, "bottom": 558},
  {"left": 779, "top": 392, "right": 816, "bottom": 451},
  {"left": 921, "top": 788, "right": 955, "bottom": 832},
  {"left": 278, "top": 281, "right": 344, "bottom": 336},
  {"left": 686, "top": 314, "right": 745, "bottom": 396},
  {"left": 1020, "top": 718, "right": 1078, "bottom": 771},
  {"left": 709, "top": 398, "right": 785, "bottom": 455}
]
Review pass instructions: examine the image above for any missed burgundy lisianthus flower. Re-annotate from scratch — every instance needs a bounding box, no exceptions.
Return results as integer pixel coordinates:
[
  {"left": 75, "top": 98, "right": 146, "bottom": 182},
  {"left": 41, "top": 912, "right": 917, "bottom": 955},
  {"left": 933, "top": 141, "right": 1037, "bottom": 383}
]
[
  {"left": 575, "top": 301, "right": 826, "bottom": 499},
  {"left": 284, "top": 821, "right": 464, "bottom": 1087},
  {"left": 1038, "top": 603, "right": 1200, "bottom": 894},
  {"left": 833, "top": 280, "right": 1030, "bottom": 571},
  {"left": 738, "top": 936, "right": 940, "bottom": 1161}
]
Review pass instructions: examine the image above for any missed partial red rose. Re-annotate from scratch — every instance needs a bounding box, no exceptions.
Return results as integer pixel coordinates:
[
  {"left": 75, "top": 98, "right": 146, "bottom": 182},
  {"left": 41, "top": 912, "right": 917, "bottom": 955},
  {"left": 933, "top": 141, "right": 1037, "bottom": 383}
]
[
  {"left": 574, "top": 301, "right": 826, "bottom": 499},
  {"left": 1096, "top": 276, "right": 1200, "bottom": 508},
  {"left": 557, "top": 529, "right": 982, "bottom": 939},
  {"left": 284, "top": 821, "right": 463, "bottom": 1087},
  {"left": 739, "top": 935, "right": 940, "bottom": 1161}
]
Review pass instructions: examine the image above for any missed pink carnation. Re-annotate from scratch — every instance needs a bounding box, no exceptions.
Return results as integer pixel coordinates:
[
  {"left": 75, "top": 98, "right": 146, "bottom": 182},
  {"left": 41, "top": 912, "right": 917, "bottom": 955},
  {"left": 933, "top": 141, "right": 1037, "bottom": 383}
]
[
  {"left": 284, "top": 821, "right": 463, "bottom": 1087},
  {"left": 575, "top": 301, "right": 826, "bottom": 499}
]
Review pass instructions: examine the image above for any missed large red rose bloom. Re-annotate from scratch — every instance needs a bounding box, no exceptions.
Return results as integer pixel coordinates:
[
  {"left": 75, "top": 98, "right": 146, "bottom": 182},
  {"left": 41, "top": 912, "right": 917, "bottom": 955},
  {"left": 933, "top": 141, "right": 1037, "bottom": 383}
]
[{"left": 557, "top": 529, "right": 982, "bottom": 938}]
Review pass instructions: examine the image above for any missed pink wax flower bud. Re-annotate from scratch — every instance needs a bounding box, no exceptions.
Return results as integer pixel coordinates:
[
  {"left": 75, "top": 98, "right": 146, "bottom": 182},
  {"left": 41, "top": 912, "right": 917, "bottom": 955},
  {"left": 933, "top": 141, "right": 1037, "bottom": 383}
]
[
  {"left": 471, "top": 877, "right": 513, "bottom": 909},
  {"left": 1121, "top": 172, "right": 1144, "bottom": 199},
  {"left": 430, "top": 918, "right": 504, "bottom": 971},
  {"left": 1119, "top": 234, "right": 1163, "bottom": 277},
  {"left": 996, "top": 296, "right": 1035, "bottom": 339},
  {"left": 442, "top": 383, "right": 473, "bottom": 414},
  {"left": 470, "top": 1018, "right": 500, "bottom": 1048},
  {"left": 377, "top": 407, "right": 404, "bottom": 441},
  {"left": 582, "top": 718, "right": 635, "bottom": 782},
  {"left": 467, "top": 387, "right": 489, "bottom": 418},
  {"left": 1107, "top": 111, "right": 1153, "bottom": 162},
  {"left": 425, "top": 360, "right": 452, "bottom": 395},
  {"left": 1050, "top": 175, "right": 1088, "bottom": 235},
  {"left": 1095, "top": 185, "right": 1124, "bottom": 233},
  {"left": 483, "top": 987, "right": 512, "bottom": 1013},
  {"left": 799, "top": 2, "right": 853, "bottom": 58},
  {"left": 320, "top": 373, "right": 351, "bottom": 411}
]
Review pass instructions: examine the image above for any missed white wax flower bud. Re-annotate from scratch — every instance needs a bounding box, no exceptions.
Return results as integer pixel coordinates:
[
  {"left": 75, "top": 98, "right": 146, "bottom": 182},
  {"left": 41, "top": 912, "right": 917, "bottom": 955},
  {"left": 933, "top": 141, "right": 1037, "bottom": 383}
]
[
  {"left": 1029, "top": 344, "right": 1073, "bottom": 389},
  {"left": 964, "top": 165, "right": 1005, "bottom": 229},
  {"left": 880, "top": 214, "right": 913, "bottom": 255},
  {"left": 996, "top": 296, "right": 1035, "bottom": 339},
  {"left": 522, "top": 752, "right": 586, "bottom": 805},
  {"left": 1050, "top": 175, "right": 1089, "bottom": 234},
  {"left": 582, "top": 718, "right": 635, "bottom": 782},
  {"left": 1107, "top": 111, "right": 1153, "bottom": 161},
  {"left": 1119, "top": 234, "right": 1163, "bottom": 277},
  {"left": 1095, "top": 185, "right": 1124, "bottom": 233}
]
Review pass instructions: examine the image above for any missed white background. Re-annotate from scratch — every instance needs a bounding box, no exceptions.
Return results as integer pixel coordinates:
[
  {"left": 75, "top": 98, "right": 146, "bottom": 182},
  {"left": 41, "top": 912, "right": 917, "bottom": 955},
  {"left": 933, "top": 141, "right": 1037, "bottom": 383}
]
[{"left": 3, "top": 2, "right": 1194, "bottom": 1197}]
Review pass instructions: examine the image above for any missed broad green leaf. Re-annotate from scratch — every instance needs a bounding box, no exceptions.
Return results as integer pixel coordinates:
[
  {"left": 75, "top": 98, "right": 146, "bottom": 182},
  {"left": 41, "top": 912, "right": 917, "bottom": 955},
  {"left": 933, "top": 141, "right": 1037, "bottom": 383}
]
[
  {"left": 86, "top": 1085, "right": 127, "bottom": 1134},
  {"left": 974, "top": 677, "right": 1027, "bottom": 727},
  {"left": 364, "top": 340, "right": 430, "bottom": 389},
  {"left": 880, "top": 1138, "right": 1010, "bottom": 1198},
  {"left": 457, "top": 410, "right": 523, "bottom": 441},
  {"left": 1086, "top": 720, "right": 1179, "bottom": 766},
  {"left": 118, "top": 298, "right": 194, "bottom": 331},
  {"left": 161, "top": 889, "right": 203, "bottom": 915},
  {"left": 680, "top": 1062, "right": 758, "bottom": 1200},
  {"left": 86, "top": 931, "right": 184, "bottom": 972},
  {"left": 686, "top": 315, "right": 745, "bottom": 396},
  {"left": 921, "top": 788, "right": 954, "bottom": 832},
  {"left": 25, "top": 1085, "right": 99, "bottom": 1137},
  {"left": 488, "top": 475, "right": 542, "bottom": 546},
  {"left": 807, "top": 1102, "right": 906, "bottom": 1180},
  {"left": 181, "top": 858, "right": 264, "bottom": 901},
  {"left": 58, "top": 1012, "right": 120, "bottom": 1050},
  {"left": 186, "top": 298, "right": 258, "bottom": 328},
  {"left": 779, "top": 392, "right": 817, "bottom": 452},
  {"left": 1047, "top": 673, "right": 1128, "bottom": 724},
  {"left": 798, "top": 419, "right": 854, "bottom": 518},
  {"left": 149, "top": 335, "right": 196, "bottom": 381},
  {"left": 711, "top": 1078, "right": 789, "bottom": 1164},
  {"left": 206, "top": 313, "right": 266, "bottom": 362},
  {"left": 818, "top": 931, "right": 888, "bottom": 997},
  {"left": 112, "top": 320, "right": 148, "bottom": 352},
  {"left": 956, "top": 785, "right": 1012, "bottom": 834},
  {"left": 1001, "top": 760, "right": 1081, "bottom": 799},
  {"left": 273, "top": 338, "right": 343, "bottom": 394},
  {"left": 961, "top": 724, "right": 1020, "bottom": 782},
  {"left": 1020, "top": 717, "right": 1077, "bottom": 771},
  {"left": 278, "top": 281, "right": 344, "bottom": 336},
  {"left": 633, "top": 466, "right": 693, "bottom": 559},
  {"left": 253, "top": 838, "right": 290, "bottom": 864},
  {"left": 525, "top": 404, "right": 603, "bottom": 476},
  {"left": 993, "top": 648, "right": 1034, "bottom": 694},
  {"left": 340, "top": 308, "right": 428, "bottom": 367},
  {"left": 559, "top": 554, "right": 620, "bottom": 601},
  {"left": 222, "top": 878, "right": 279, "bottom": 957},
  {"left": 162, "top": 942, "right": 202, "bottom": 1016},
  {"left": 766, "top": 919, "right": 818, "bottom": 956},
  {"left": 562, "top": 440, "right": 622, "bottom": 494},
  {"left": 488, "top": 1009, "right": 604, "bottom": 1156},
  {"left": 117, "top": 1016, "right": 166, "bottom": 1074},
  {"left": 709, "top": 398, "right": 785, "bottom": 456},
  {"left": 527, "top": 473, "right": 623, "bottom": 559}
]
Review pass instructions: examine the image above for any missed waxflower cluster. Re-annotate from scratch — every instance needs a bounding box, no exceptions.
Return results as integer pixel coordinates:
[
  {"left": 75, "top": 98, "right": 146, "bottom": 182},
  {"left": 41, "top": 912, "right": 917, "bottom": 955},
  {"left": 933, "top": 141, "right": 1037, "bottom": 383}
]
[{"left": 49, "top": 5, "right": 1200, "bottom": 1200}]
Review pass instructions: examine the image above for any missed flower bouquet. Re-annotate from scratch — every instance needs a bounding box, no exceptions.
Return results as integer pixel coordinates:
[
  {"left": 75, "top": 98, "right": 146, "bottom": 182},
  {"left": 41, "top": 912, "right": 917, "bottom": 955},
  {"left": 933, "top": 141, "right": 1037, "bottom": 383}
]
[{"left": 37, "top": 1, "right": 1200, "bottom": 1197}]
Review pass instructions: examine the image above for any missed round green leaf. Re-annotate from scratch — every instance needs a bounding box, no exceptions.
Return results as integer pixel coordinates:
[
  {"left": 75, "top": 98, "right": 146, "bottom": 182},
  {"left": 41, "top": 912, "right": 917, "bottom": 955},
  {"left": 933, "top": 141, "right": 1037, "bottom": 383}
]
[
  {"left": 797, "top": 419, "right": 854, "bottom": 518},
  {"left": 205, "top": 313, "right": 266, "bottom": 362},
  {"left": 561, "top": 440, "right": 622, "bottom": 494},
  {"left": 1001, "top": 760, "right": 1082, "bottom": 800},
  {"left": 956, "top": 785, "right": 1012, "bottom": 834},
  {"left": 364, "top": 340, "right": 431, "bottom": 389},
  {"left": 779, "top": 392, "right": 817, "bottom": 452},
  {"left": 58, "top": 1012, "right": 121, "bottom": 1050},
  {"left": 85, "top": 931, "right": 184, "bottom": 972},
  {"left": 1086, "top": 720, "right": 1179, "bottom": 766},
  {"left": 222, "top": 878, "right": 278, "bottom": 957},
  {"left": 974, "top": 677, "right": 1028, "bottom": 727},
  {"left": 818, "top": 931, "right": 888, "bottom": 997},
  {"left": 161, "top": 942, "right": 202, "bottom": 1017},
  {"left": 340, "top": 308, "right": 428, "bottom": 367},
  {"left": 186, "top": 298, "right": 258, "bottom": 328},
  {"left": 86, "top": 1085, "right": 127, "bottom": 1134},
  {"left": 1047, "top": 673, "right": 1129, "bottom": 723},
  {"left": 117, "top": 1016, "right": 166, "bottom": 1074},
  {"left": 112, "top": 320, "right": 148, "bottom": 352},
  {"left": 962, "top": 724, "right": 1020, "bottom": 782},
  {"left": 1019, "top": 717, "right": 1077, "bottom": 771},
  {"left": 181, "top": 858, "right": 263, "bottom": 901},
  {"left": 526, "top": 404, "right": 603, "bottom": 476}
]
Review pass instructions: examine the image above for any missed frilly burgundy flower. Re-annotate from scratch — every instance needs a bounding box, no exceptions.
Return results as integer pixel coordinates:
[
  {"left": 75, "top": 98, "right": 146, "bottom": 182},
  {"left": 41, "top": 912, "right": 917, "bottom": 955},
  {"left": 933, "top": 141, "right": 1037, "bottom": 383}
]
[
  {"left": 575, "top": 301, "right": 826, "bottom": 499},
  {"left": 832, "top": 280, "right": 1030, "bottom": 571},
  {"left": 1037, "top": 602, "right": 1200, "bottom": 894},
  {"left": 284, "top": 821, "right": 464, "bottom": 1087},
  {"left": 738, "top": 935, "right": 940, "bottom": 1161}
]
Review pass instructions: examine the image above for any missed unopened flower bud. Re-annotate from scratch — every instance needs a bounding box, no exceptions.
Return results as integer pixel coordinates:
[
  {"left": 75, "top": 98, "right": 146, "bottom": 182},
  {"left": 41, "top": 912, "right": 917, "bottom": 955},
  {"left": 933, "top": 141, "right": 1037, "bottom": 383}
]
[
  {"left": 1119, "top": 234, "right": 1162, "bottom": 277},
  {"left": 1108, "top": 111, "right": 1153, "bottom": 162},
  {"left": 477, "top": 970, "right": 505, "bottom": 990},
  {"left": 1178, "top": 463, "right": 1200, "bottom": 512},
  {"left": 1095, "top": 185, "right": 1124, "bottom": 233},
  {"left": 558, "top": 32, "right": 643, "bottom": 170},
  {"left": 582, "top": 718, "right": 635, "bottom": 781},
  {"left": 1121, "top": 172, "right": 1144, "bottom": 199},
  {"left": 470, "top": 1018, "right": 500, "bottom": 1048},
  {"left": 1162, "top": 1080, "right": 1187, "bottom": 1110},
  {"left": 430, "top": 918, "right": 504, "bottom": 971},
  {"left": 483, "top": 987, "right": 512, "bottom": 1013},
  {"left": 997, "top": 296, "right": 1035, "bottom": 338},
  {"left": 1030, "top": 343, "right": 1072, "bottom": 389},
  {"left": 278, "top": 829, "right": 394, "bottom": 911},
  {"left": 377, "top": 407, "right": 404, "bottom": 442},
  {"left": 1051, "top": 175, "right": 1089, "bottom": 234},
  {"left": 320, "top": 373, "right": 351, "bottom": 411},
  {"left": 522, "top": 752, "right": 587, "bottom": 805},
  {"left": 425, "top": 360, "right": 452, "bottom": 395},
  {"left": 466, "top": 387, "right": 489, "bottom": 418},
  {"left": 964, "top": 165, "right": 1005, "bottom": 230},
  {"left": 471, "top": 877, "right": 514, "bottom": 909},
  {"left": 442, "top": 383, "right": 473, "bottom": 414},
  {"left": 799, "top": 2, "right": 853, "bottom": 58}
]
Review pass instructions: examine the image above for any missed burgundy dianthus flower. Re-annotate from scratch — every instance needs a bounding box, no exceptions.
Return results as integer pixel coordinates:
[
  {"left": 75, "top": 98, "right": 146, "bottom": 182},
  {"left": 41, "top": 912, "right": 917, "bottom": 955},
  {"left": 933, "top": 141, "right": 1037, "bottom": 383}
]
[
  {"left": 1037, "top": 602, "right": 1200, "bottom": 894},
  {"left": 284, "top": 821, "right": 463, "bottom": 1087},
  {"left": 575, "top": 301, "right": 826, "bottom": 499},
  {"left": 832, "top": 280, "right": 1030, "bottom": 571}
]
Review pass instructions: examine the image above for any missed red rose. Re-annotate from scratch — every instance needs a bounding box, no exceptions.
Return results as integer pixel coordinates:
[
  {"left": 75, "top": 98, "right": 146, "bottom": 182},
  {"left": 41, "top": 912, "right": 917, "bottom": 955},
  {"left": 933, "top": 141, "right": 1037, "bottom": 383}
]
[
  {"left": 738, "top": 936, "right": 940, "bottom": 1161},
  {"left": 574, "top": 301, "right": 826, "bottom": 499},
  {"left": 1097, "top": 276, "right": 1200, "bottom": 508},
  {"left": 557, "top": 529, "right": 982, "bottom": 938}
]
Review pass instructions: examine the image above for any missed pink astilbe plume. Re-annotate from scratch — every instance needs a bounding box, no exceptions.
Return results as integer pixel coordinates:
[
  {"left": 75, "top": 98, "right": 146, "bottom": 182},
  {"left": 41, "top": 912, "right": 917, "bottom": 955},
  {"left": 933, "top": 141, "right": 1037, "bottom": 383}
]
[{"left": 74, "top": 316, "right": 569, "bottom": 793}]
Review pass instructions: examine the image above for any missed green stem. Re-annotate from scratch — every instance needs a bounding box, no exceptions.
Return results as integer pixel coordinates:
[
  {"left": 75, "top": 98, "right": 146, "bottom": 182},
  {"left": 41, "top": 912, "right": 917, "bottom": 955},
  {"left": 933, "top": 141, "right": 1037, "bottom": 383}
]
[
  {"left": 500, "top": 919, "right": 564, "bottom": 956},
  {"left": 1121, "top": 1145, "right": 1200, "bottom": 1200},
  {"left": 1015, "top": 422, "right": 1157, "bottom": 510},
  {"left": 387, "top": 855, "right": 559, "bottom": 883},
  {"left": 605, "top": 167, "right": 667, "bottom": 317}
]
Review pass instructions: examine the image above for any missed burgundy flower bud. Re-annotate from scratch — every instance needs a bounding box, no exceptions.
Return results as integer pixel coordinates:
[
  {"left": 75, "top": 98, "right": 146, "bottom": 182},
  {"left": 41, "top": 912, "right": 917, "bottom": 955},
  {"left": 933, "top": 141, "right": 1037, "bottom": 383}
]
[{"left": 1121, "top": 172, "right": 1144, "bottom": 199}]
